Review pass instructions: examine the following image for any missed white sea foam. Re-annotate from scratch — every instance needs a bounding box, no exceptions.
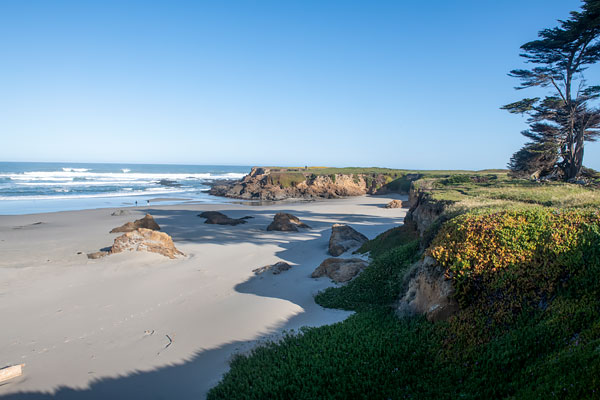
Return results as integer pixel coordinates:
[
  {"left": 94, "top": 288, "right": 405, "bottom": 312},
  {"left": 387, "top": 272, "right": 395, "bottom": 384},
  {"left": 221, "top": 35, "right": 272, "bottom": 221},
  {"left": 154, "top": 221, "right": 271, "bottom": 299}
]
[
  {"left": 62, "top": 168, "right": 90, "bottom": 172},
  {"left": 0, "top": 171, "right": 246, "bottom": 183},
  {"left": 0, "top": 187, "right": 196, "bottom": 201},
  {"left": 121, "top": 168, "right": 131, "bottom": 173}
]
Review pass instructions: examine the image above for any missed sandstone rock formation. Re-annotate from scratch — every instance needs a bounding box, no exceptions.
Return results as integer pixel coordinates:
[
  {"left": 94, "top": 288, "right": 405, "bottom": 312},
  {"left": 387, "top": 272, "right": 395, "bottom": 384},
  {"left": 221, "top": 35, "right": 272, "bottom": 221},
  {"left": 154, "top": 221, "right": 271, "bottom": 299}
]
[
  {"left": 252, "top": 261, "right": 292, "bottom": 275},
  {"left": 266, "top": 213, "right": 310, "bottom": 231},
  {"left": 311, "top": 258, "right": 368, "bottom": 283},
  {"left": 396, "top": 256, "right": 458, "bottom": 322},
  {"left": 110, "top": 214, "right": 160, "bottom": 233},
  {"left": 198, "top": 211, "right": 252, "bottom": 226},
  {"left": 404, "top": 186, "right": 450, "bottom": 237},
  {"left": 328, "top": 224, "right": 368, "bottom": 256},
  {"left": 110, "top": 228, "right": 183, "bottom": 259},
  {"left": 209, "top": 167, "right": 418, "bottom": 201},
  {"left": 385, "top": 199, "right": 405, "bottom": 209}
]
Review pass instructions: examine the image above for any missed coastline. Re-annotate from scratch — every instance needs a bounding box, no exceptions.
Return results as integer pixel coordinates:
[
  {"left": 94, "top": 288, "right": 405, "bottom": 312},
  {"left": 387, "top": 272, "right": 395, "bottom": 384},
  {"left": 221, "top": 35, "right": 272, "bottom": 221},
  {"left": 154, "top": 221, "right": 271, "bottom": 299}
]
[{"left": 0, "top": 194, "right": 407, "bottom": 399}]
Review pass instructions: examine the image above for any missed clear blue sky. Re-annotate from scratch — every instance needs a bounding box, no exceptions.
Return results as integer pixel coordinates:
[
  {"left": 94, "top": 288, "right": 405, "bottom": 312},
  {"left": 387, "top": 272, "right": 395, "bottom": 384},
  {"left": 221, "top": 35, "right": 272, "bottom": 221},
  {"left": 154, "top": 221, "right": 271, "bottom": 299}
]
[{"left": 1, "top": 0, "right": 598, "bottom": 170}]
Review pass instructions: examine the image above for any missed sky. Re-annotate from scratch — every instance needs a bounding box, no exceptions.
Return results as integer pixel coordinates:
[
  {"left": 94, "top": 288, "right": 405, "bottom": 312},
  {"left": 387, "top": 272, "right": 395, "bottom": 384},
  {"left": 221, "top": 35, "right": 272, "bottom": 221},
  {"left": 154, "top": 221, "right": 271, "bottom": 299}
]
[{"left": 1, "top": 0, "right": 599, "bottom": 170}]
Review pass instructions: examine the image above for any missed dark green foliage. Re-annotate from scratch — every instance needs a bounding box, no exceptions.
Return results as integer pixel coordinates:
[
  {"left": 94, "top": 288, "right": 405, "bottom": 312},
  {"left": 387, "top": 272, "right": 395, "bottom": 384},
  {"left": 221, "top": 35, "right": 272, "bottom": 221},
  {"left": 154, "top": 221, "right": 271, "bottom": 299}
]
[
  {"left": 207, "top": 311, "right": 445, "bottom": 400},
  {"left": 316, "top": 240, "right": 419, "bottom": 311},
  {"left": 504, "top": 0, "right": 600, "bottom": 180},
  {"left": 441, "top": 174, "right": 473, "bottom": 185},
  {"left": 379, "top": 174, "right": 418, "bottom": 193},
  {"left": 209, "top": 208, "right": 600, "bottom": 399},
  {"left": 267, "top": 172, "right": 306, "bottom": 188},
  {"left": 355, "top": 222, "right": 418, "bottom": 258},
  {"left": 328, "top": 174, "right": 336, "bottom": 183}
]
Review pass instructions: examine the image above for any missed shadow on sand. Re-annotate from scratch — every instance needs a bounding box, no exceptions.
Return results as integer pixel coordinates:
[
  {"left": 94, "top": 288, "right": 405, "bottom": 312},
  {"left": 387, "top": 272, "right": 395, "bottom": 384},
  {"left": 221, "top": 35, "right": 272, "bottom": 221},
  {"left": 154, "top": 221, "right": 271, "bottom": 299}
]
[{"left": 0, "top": 200, "right": 406, "bottom": 400}]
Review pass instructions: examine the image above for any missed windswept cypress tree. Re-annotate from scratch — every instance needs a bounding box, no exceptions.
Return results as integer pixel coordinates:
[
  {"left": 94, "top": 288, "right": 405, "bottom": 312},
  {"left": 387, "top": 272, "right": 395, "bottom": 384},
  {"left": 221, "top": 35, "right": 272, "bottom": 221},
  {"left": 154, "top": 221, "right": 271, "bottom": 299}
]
[{"left": 503, "top": 0, "right": 600, "bottom": 180}]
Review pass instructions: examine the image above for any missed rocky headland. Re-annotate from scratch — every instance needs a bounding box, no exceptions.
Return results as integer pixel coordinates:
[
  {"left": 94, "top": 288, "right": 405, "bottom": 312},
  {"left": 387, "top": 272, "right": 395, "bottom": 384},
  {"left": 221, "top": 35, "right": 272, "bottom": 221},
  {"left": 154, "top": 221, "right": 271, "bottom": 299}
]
[{"left": 209, "top": 167, "right": 419, "bottom": 200}]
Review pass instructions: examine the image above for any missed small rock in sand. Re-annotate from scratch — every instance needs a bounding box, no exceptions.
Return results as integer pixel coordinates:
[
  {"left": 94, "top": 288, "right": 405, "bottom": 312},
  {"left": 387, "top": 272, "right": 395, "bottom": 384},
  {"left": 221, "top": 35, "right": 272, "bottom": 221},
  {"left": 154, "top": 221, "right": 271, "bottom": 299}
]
[
  {"left": 328, "top": 224, "right": 368, "bottom": 256},
  {"left": 252, "top": 261, "right": 292, "bottom": 275},
  {"left": 266, "top": 213, "right": 310, "bottom": 232},
  {"left": 110, "top": 214, "right": 160, "bottom": 233},
  {"left": 87, "top": 251, "right": 109, "bottom": 259},
  {"left": 111, "top": 210, "right": 131, "bottom": 216},
  {"left": 198, "top": 211, "right": 251, "bottom": 226},
  {"left": 385, "top": 200, "right": 405, "bottom": 209},
  {"left": 311, "top": 258, "right": 368, "bottom": 283},
  {"left": 110, "top": 228, "right": 183, "bottom": 259}
]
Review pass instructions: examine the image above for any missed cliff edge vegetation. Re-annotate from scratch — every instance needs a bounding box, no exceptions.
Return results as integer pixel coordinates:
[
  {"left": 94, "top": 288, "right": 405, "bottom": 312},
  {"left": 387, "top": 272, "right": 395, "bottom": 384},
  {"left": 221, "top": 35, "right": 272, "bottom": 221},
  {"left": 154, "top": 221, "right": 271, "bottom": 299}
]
[{"left": 207, "top": 172, "right": 600, "bottom": 399}]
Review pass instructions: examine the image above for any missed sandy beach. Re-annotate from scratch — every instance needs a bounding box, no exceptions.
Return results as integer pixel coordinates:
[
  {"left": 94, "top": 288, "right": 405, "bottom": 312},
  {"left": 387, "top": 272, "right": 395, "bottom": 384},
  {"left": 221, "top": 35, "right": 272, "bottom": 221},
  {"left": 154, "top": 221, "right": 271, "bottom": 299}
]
[{"left": 0, "top": 194, "right": 407, "bottom": 399}]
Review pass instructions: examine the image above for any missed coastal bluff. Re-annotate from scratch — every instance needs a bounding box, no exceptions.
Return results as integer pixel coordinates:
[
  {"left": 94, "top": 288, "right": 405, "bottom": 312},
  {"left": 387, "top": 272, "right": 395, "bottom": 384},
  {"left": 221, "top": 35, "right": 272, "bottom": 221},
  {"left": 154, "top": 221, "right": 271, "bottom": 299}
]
[{"left": 209, "top": 167, "right": 420, "bottom": 200}]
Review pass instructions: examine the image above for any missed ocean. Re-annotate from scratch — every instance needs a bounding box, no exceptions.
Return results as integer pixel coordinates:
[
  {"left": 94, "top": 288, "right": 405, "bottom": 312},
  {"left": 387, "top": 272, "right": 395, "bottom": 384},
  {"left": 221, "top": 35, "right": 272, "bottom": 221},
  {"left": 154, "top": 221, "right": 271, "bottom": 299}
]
[{"left": 0, "top": 162, "right": 249, "bottom": 215}]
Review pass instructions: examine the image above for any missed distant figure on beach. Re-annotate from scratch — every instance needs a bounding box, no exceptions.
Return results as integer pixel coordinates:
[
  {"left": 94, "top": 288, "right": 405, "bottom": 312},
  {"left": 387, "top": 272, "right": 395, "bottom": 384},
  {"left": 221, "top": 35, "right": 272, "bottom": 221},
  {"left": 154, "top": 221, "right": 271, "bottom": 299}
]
[
  {"left": 147, "top": 200, "right": 150, "bottom": 205},
  {"left": 135, "top": 201, "right": 138, "bottom": 206}
]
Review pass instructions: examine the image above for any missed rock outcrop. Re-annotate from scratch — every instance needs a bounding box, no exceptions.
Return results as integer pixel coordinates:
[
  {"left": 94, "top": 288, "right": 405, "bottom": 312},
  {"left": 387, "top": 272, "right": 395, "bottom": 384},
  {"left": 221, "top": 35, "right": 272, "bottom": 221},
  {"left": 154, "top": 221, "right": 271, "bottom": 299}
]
[
  {"left": 198, "top": 211, "right": 252, "bottom": 226},
  {"left": 311, "top": 258, "right": 368, "bottom": 283},
  {"left": 385, "top": 199, "right": 405, "bottom": 209},
  {"left": 252, "top": 261, "right": 292, "bottom": 275},
  {"left": 110, "top": 228, "right": 183, "bottom": 259},
  {"left": 209, "top": 167, "right": 418, "bottom": 200},
  {"left": 267, "top": 213, "right": 310, "bottom": 231},
  {"left": 328, "top": 224, "right": 368, "bottom": 256},
  {"left": 110, "top": 214, "right": 160, "bottom": 233},
  {"left": 396, "top": 256, "right": 458, "bottom": 322},
  {"left": 404, "top": 187, "right": 450, "bottom": 237}
]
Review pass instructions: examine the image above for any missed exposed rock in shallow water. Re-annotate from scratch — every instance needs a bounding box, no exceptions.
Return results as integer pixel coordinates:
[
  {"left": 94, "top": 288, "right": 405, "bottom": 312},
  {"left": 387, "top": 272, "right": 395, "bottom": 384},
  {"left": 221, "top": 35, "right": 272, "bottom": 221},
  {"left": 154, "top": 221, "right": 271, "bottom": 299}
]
[
  {"left": 252, "top": 261, "right": 292, "bottom": 275},
  {"left": 110, "top": 228, "right": 183, "bottom": 259},
  {"left": 396, "top": 256, "right": 458, "bottom": 322},
  {"left": 156, "top": 179, "right": 182, "bottom": 187},
  {"left": 110, "top": 214, "right": 161, "bottom": 233},
  {"left": 328, "top": 224, "right": 368, "bottom": 256},
  {"left": 311, "top": 258, "right": 368, "bottom": 283},
  {"left": 198, "top": 211, "right": 252, "bottom": 226},
  {"left": 266, "top": 213, "right": 310, "bottom": 231}
]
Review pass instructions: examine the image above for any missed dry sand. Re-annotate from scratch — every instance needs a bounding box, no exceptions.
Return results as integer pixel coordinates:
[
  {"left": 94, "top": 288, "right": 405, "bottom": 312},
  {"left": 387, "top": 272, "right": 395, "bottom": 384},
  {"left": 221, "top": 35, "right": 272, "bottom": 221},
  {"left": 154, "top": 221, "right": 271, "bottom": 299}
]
[{"left": 0, "top": 194, "right": 407, "bottom": 399}]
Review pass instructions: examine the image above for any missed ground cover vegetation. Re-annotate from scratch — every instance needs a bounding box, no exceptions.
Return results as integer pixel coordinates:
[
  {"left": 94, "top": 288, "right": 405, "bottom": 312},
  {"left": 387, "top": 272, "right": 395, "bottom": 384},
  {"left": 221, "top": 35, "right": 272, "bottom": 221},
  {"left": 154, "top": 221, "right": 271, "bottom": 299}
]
[{"left": 208, "top": 172, "right": 600, "bottom": 399}]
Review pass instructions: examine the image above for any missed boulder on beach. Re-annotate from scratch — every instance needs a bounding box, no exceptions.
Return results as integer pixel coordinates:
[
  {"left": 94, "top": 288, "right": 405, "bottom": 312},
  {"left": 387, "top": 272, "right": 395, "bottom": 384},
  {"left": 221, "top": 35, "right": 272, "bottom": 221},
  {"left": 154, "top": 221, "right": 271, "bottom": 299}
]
[
  {"left": 110, "top": 228, "right": 183, "bottom": 259},
  {"left": 385, "top": 200, "right": 405, "bottom": 209},
  {"left": 328, "top": 224, "right": 368, "bottom": 256},
  {"left": 311, "top": 258, "right": 368, "bottom": 283},
  {"left": 266, "top": 213, "right": 310, "bottom": 231},
  {"left": 252, "top": 261, "right": 292, "bottom": 275},
  {"left": 110, "top": 214, "right": 160, "bottom": 233},
  {"left": 198, "top": 211, "right": 252, "bottom": 226}
]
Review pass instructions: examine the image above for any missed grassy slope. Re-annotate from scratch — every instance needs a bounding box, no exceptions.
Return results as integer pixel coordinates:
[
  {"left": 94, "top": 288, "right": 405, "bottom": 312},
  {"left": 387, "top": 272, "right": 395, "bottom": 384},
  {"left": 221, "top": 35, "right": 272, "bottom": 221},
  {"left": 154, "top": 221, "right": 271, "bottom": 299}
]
[{"left": 208, "top": 174, "right": 600, "bottom": 399}]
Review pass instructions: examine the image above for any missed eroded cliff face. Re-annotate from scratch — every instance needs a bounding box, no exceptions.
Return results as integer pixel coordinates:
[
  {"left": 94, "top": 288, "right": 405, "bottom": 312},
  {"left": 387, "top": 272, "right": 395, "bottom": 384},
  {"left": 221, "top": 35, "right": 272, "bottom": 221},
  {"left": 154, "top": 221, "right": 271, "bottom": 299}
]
[
  {"left": 209, "top": 167, "right": 412, "bottom": 200},
  {"left": 397, "top": 184, "right": 458, "bottom": 321},
  {"left": 404, "top": 184, "right": 450, "bottom": 237}
]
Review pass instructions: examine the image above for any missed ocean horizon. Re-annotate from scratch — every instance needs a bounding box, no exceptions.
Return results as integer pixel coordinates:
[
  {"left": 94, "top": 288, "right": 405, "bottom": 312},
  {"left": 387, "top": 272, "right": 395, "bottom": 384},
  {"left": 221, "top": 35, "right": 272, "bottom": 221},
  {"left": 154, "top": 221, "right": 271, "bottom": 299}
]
[{"left": 0, "top": 162, "right": 250, "bottom": 215}]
